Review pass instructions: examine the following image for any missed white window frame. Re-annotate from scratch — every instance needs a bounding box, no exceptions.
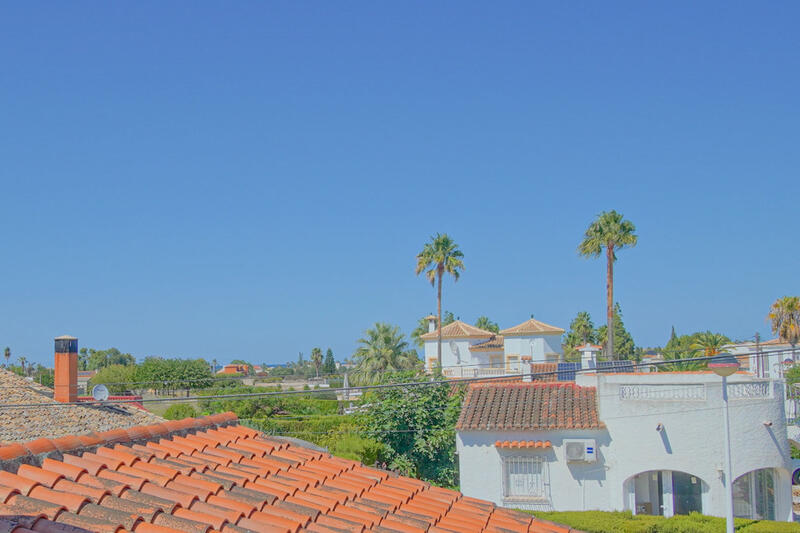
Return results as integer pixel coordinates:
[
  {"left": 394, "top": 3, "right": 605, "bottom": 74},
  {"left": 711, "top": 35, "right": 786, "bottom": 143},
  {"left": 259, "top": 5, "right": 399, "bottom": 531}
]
[{"left": 502, "top": 455, "right": 548, "bottom": 501}]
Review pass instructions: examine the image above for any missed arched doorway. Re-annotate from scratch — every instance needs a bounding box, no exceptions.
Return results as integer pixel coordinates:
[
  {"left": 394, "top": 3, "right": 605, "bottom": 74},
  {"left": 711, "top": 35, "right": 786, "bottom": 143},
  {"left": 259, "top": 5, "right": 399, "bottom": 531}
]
[
  {"left": 625, "top": 470, "right": 707, "bottom": 517},
  {"left": 733, "top": 468, "right": 776, "bottom": 520}
]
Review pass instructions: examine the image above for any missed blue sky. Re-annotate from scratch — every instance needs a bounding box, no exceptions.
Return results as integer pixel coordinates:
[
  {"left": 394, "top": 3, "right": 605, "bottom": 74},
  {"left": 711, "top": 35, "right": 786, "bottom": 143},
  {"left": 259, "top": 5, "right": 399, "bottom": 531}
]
[{"left": 1, "top": 2, "right": 798, "bottom": 366}]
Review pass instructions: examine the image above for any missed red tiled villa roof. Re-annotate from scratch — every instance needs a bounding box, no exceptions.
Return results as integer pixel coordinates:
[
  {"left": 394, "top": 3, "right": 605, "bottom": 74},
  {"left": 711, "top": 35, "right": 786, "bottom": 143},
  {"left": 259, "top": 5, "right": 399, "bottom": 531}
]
[
  {"left": 0, "top": 413, "right": 573, "bottom": 533},
  {"left": 457, "top": 382, "right": 604, "bottom": 431}
]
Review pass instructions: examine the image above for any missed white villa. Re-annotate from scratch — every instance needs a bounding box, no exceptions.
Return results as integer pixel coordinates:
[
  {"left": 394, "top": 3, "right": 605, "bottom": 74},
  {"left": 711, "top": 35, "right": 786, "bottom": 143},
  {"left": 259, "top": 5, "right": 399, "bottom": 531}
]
[
  {"left": 456, "top": 365, "right": 794, "bottom": 521},
  {"left": 421, "top": 317, "right": 565, "bottom": 378}
]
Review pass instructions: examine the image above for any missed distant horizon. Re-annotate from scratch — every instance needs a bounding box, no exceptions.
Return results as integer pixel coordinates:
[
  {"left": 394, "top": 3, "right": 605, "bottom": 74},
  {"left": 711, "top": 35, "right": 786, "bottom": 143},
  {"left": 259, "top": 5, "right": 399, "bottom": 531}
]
[{"left": 2, "top": 3, "right": 797, "bottom": 366}]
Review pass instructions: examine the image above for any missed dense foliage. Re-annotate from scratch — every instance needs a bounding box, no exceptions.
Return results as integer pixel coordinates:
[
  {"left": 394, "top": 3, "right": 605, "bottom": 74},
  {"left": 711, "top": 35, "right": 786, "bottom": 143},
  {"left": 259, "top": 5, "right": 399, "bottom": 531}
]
[
  {"left": 662, "top": 330, "right": 731, "bottom": 370},
  {"left": 79, "top": 347, "right": 135, "bottom": 370},
  {"left": 474, "top": 316, "right": 499, "bottom": 333},
  {"left": 596, "top": 303, "right": 636, "bottom": 360},
  {"left": 563, "top": 311, "right": 597, "bottom": 361},
  {"left": 163, "top": 403, "right": 198, "bottom": 420},
  {"left": 358, "top": 371, "right": 465, "bottom": 487},
  {"left": 89, "top": 357, "right": 214, "bottom": 393},
  {"left": 350, "top": 323, "right": 421, "bottom": 385}
]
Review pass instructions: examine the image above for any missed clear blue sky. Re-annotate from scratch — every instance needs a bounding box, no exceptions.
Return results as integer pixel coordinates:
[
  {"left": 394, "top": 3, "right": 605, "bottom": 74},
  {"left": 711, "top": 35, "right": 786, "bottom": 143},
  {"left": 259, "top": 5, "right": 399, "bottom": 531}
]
[{"left": 1, "top": 2, "right": 798, "bottom": 366}]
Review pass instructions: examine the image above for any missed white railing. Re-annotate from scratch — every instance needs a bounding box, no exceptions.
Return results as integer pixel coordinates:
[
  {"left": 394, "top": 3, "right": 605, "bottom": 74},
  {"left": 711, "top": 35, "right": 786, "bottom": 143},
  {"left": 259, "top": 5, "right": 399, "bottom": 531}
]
[
  {"left": 619, "top": 384, "right": 706, "bottom": 401},
  {"left": 442, "top": 366, "right": 520, "bottom": 379},
  {"left": 728, "top": 382, "right": 771, "bottom": 399}
]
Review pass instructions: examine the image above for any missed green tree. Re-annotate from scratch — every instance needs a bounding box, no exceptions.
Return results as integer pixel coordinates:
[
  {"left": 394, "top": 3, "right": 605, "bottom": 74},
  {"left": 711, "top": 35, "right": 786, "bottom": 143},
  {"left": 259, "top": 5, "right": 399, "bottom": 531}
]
[
  {"left": 578, "top": 210, "right": 638, "bottom": 359},
  {"left": 474, "top": 316, "right": 499, "bottom": 334},
  {"left": 411, "top": 316, "right": 433, "bottom": 348},
  {"left": 690, "top": 331, "right": 731, "bottom": 357},
  {"left": 596, "top": 303, "right": 636, "bottom": 360},
  {"left": 85, "top": 348, "right": 135, "bottom": 370},
  {"left": 17, "top": 356, "right": 27, "bottom": 376},
  {"left": 163, "top": 403, "right": 198, "bottom": 420},
  {"left": 442, "top": 311, "right": 455, "bottom": 326},
  {"left": 416, "top": 234, "right": 465, "bottom": 368},
  {"left": 310, "top": 348, "right": 323, "bottom": 378},
  {"left": 78, "top": 348, "right": 89, "bottom": 371},
  {"left": 3, "top": 347, "right": 10, "bottom": 368},
  {"left": 323, "top": 348, "right": 336, "bottom": 375},
  {"left": 89, "top": 364, "right": 137, "bottom": 394},
  {"left": 360, "top": 372, "right": 465, "bottom": 486},
  {"left": 564, "top": 311, "right": 597, "bottom": 361},
  {"left": 351, "top": 323, "right": 420, "bottom": 385},
  {"left": 768, "top": 296, "right": 800, "bottom": 361}
]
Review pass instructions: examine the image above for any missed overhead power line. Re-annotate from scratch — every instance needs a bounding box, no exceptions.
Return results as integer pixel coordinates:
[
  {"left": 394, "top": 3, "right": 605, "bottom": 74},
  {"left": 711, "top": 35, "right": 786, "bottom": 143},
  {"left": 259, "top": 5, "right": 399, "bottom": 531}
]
[{"left": 0, "top": 348, "right": 793, "bottom": 410}]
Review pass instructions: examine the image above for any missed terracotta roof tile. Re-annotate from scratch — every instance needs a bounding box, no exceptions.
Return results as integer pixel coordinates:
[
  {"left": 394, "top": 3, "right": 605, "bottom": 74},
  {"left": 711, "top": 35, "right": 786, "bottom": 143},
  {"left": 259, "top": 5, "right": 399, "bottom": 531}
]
[
  {"left": 499, "top": 318, "right": 565, "bottom": 336},
  {"left": 469, "top": 335, "right": 505, "bottom": 352},
  {"left": 0, "top": 414, "right": 572, "bottom": 533},
  {"left": 0, "top": 368, "right": 165, "bottom": 444},
  {"left": 456, "top": 382, "right": 604, "bottom": 430},
  {"left": 419, "top": 320, "right": 495, "bottom": 341}
]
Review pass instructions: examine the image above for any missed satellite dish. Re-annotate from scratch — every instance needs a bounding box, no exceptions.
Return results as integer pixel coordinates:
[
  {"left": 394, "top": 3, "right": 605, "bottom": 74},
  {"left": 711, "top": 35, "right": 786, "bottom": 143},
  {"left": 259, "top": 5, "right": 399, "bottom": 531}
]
[
  {"left": 92, "top": 384, "right": 109, "bottom": 402},
  {"left": 449, "top": 341, "right": 461, "bottom": 364}
]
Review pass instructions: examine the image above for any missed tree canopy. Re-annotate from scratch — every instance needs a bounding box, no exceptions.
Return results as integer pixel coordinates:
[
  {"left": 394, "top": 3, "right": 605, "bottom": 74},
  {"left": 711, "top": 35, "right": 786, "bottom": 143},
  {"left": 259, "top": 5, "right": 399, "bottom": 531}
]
[
  {"left": 79, "top": 348, "right": 135, "bottom": 371},
  {"left": 769, "top": 296, "right": 800, "bottom": 359},
  {"left": 359, "top": 371, "right": 465, "bottom": 487},
  {"left": 563, "top": 311, "right": 597, "bottom": 361},
  {"left": 323, "top": 348, "right": 336, "bottom": 374},
  {"left": 351, "top": 323, "right": 420, "bottom": 385},
  {"left": 474, "top": 316, "right": 499, "bottom": 333},
  {"left": 596, "top": 303, "right": 636, "bottom": 360}
]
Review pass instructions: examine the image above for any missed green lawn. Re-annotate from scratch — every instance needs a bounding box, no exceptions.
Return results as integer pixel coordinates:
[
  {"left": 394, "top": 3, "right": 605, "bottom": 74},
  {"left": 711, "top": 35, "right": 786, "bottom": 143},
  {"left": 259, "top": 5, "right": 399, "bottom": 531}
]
[{"left": 530, "top": 511, "right": 800, "bottom": 533}]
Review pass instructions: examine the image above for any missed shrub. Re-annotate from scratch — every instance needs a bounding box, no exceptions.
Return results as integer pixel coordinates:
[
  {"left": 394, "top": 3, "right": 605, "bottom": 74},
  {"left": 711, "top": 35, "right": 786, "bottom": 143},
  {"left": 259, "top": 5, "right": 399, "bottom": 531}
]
[{"left": 163, "top": 403, "right": 198, "bottom": 420}]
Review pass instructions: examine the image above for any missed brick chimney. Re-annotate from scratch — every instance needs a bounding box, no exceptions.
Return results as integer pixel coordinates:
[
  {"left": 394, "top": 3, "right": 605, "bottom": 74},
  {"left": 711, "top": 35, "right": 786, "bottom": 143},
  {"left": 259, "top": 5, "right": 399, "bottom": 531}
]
[{"left": 54, "top": 335, "right": 78, "bottom": 402}]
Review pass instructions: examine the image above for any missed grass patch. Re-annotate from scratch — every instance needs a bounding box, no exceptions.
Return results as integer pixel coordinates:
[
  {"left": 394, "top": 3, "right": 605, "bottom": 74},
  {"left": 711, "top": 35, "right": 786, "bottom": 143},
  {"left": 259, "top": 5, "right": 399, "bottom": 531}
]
[{"left": 530, "top": 511, "right": 800, "bottom": 533}]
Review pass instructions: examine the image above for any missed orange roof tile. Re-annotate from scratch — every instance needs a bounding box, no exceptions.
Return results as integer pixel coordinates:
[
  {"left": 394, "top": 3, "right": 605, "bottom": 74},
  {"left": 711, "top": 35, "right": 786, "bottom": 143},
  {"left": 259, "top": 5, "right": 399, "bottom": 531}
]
[
  {"left": 499, "top": 318, "right": 565, "bottom": 336},
  {"left": 457, "top": 382, "right": 604, "bottom": 430},
  {"left": 0, "top": 413, "right": 570, "bottom": 533},
  {"left": 419, "top": 320, "right": 495, "bottom": 341},
  {"left": 469, "top": 335, "right": 505, "bottom": 352},
  {"left": 494, "top": 440, "right": 552, "bottom": 449}
]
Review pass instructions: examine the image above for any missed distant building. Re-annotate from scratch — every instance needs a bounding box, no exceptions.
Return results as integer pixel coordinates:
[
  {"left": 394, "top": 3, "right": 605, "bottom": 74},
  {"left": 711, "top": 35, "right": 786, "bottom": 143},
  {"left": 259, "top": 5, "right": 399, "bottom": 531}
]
[
  {"left": 217, "top": 363, "right": 249, "bottom": 375},
  {"left": 421, "top": 317, "right": 565, "bottom": 378}
]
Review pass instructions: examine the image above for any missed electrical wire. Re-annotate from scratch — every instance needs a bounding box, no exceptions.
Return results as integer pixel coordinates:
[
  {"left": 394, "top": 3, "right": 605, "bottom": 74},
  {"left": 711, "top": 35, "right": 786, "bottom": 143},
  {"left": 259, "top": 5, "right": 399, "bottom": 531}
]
[{"left": 0, "top": 348, "right": 793, "bottom": 410}]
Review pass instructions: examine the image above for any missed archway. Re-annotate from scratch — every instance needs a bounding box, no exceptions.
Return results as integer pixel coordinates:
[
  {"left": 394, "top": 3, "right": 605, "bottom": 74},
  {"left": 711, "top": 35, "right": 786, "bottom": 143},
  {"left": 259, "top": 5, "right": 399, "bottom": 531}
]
[
  {"left": 733, "top": 468, "right": 776, "bottom": 520},
  {"left": 625, "top": 470, "right": 707, "bottom": 517}
]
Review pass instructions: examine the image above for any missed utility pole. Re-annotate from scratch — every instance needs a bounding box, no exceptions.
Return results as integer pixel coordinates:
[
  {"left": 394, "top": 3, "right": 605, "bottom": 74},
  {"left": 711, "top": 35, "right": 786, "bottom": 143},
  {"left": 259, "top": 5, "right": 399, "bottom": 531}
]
[{"left": 755, "top": 332, "right": 761, "bottom": 378}]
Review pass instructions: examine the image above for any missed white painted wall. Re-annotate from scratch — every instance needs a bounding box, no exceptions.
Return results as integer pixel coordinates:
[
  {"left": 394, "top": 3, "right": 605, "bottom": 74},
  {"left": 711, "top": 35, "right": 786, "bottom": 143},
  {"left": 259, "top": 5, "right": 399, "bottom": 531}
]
[
  {"left": 424, "top": 337, "right": 490, "bottom": 369},
  {"left": 503, "top": 335, "right": 563, "bottom": 362},
  {"left": 458, "top": 372, "right": 793, "bottom": 521}
]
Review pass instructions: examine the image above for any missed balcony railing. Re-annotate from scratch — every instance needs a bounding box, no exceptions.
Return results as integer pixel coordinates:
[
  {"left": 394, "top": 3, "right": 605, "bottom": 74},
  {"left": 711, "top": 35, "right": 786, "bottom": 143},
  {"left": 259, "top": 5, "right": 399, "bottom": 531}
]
[{"left": 442, "top": 366, "right": 521, "bottom": 379}]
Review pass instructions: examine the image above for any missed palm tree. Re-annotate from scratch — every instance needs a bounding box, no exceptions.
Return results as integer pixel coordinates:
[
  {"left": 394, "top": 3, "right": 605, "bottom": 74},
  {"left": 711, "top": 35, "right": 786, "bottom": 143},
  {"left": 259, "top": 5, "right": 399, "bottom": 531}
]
[
  {"left": 3, "top": 347, "right": 10, "bottom": 368},
  {"left": 768, "top": 296, "right": 800, "bottom": 361},
  {"left": 351, "top": 323, "right": 420, "bottom": 385},
  {"left": 578, "top": 211, "right": 638, "bottom": 359},
  {"left": 310, "top": 347, "right": 323, "bottom": 378},
  {"left": 690, "top": 331, "right": 731, "bottom": 358},
  {"left": 410, "top": 316, "right": 432, "bottom": 348},
  {"left": 474, "top": 316, "right": 499, "bottom": 333},
  {"left": 17, "top": 356, "right": 27, "bottom": 377},
  {"left": 415, "top": 234, "right": 465, "bottom": 368}
]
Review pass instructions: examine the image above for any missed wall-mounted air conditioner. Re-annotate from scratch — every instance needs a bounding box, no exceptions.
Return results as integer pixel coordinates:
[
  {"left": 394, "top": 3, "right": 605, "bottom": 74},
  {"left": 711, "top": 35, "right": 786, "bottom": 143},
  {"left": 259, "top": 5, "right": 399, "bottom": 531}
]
[{"left": 563, "top": 439, "right": 597, "bottom": 463}]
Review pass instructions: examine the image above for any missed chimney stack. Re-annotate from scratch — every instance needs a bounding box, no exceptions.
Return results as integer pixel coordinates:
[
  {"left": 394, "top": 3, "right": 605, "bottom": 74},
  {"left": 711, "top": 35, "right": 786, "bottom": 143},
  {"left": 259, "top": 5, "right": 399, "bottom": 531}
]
[
  {"left": 425, "top": 315, "right": 437, "bottom": 333},
  {"left": 578, "top": 344, "right": 601, "bottom": 370},
  {"left": 54, "top": 335, "right": 78, "bottom": 402}
]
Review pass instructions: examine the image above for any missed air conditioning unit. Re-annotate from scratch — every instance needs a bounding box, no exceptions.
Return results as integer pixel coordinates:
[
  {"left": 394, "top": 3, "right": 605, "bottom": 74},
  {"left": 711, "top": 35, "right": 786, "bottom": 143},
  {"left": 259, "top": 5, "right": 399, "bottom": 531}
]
[{"left": 564, "top": 439, "right": 597, "bottom": 463}]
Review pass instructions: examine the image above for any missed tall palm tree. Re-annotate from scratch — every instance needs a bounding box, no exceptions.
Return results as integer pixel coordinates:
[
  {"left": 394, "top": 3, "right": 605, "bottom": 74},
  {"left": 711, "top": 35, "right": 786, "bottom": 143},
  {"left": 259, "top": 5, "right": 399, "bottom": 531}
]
[
  {"left": 310, "top": 347, "right": 323, "bottom": 378},
  {"left": 351, "top": 323, "right": 420, "bottom": 385},
  {"left": 17, "top": 356, "right": 27, "bottom": 377},
  {"left": 415, "top": 234, "right": 465, "bottom": 368},
  {"left": 768, "top": 296, "right": 800, "bottom": 361},
  {"left": 3, "top": 347, "right": 10, "bottom": 368},
  {"left": 578, "top": 211, "right": 638, "bottom": 359}
]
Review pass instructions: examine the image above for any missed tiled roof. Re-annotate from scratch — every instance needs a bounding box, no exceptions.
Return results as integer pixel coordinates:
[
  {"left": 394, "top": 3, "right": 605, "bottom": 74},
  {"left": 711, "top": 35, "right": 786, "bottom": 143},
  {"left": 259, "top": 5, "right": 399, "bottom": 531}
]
[
  {"left": 419, "top": 320, "right": 495, "bottom": 341},
  {"left": 574, "top": 344, "right": 602, "bottom": 351},
  {"left": 456, "top": 382, "right": 604, "bottom": 431},
  {"left": 469, "top": 336, "right": 504, "bottom": 352},
  {"left": 0, "top": 414, "right": 573, "bottom": 533},
  {"left": 529, "top": 363, "right": 559, "bottom": 382},
  {"left": 494, "top": 440, "right": 551, "bottom": 449},
  {"left": 499, "top": 319, "right": 565, "bottom": 337},
  {"left": 0, "top": 369, "right": 164, "bottom": 444}
]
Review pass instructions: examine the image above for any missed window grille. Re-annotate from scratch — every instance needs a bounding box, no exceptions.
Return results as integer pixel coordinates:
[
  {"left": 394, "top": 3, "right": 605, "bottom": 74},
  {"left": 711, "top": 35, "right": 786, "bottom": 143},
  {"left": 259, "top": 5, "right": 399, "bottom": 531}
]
[{"left": 503, "top": 456, "right": 547, "bottom": 500}]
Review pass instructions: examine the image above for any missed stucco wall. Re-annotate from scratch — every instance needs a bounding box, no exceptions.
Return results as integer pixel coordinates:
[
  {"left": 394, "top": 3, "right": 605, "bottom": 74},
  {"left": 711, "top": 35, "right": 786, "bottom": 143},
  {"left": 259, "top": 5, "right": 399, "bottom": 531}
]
[
  {"left": 504, "top": 335, "right": 563, "bottom": 361},
  {"left": 458, "top": 373, "right": 793, "bottom": 520}
]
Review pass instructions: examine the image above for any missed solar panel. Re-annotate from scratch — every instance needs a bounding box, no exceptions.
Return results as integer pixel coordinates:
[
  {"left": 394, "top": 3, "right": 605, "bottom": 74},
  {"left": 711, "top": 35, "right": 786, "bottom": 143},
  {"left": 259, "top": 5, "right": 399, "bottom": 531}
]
[
  {"left": 557, "top": 362, "right": 580, "bottom": 381},
  {"left": 597, "top": 360, "right": 635, "bottom": 373}
]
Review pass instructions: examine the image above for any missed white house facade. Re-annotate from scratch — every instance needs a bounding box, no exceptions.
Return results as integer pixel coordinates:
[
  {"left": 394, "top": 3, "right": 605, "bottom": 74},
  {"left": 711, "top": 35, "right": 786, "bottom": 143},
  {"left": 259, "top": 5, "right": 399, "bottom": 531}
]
[
  {"left": 421, "top": 317, "right": 564, "bottom": 378},
  {"left": 456, "top": 371, "right": 793, "bottom": 521}
]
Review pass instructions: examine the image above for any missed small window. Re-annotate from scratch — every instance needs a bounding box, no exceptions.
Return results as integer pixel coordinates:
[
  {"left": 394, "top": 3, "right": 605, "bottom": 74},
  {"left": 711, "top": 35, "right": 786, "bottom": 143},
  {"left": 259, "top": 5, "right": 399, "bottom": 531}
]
[{"left": 503, "top": 455, "right": 548, "bottom": 500}]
